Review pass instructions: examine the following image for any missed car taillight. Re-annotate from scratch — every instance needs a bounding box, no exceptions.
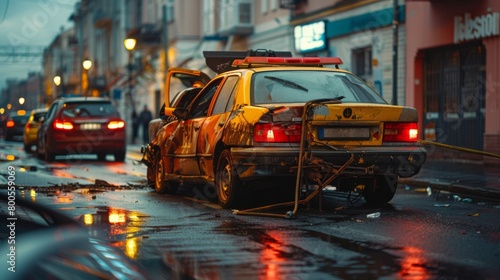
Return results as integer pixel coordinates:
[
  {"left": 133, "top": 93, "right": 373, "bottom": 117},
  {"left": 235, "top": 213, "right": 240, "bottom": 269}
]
[
  {"left": 6, "top": 120, "right": 14, "bottom": 128},
  {"left": 254, "top": 123, "right": 302, "bottom": 143},
  {"left": 108, "top": 121, "right": 125, "bottom": 129},
  {"left": 383, "top": 122, "right": 418, "bottom": 142},
  {"left": 54, "top": 119, "right": 74, "bottom": 130}
]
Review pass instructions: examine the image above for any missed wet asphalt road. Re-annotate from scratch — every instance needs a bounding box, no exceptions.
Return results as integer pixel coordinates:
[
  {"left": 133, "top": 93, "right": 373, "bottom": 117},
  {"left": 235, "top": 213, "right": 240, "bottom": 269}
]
[
  {"left": 13, "top": 184, "right": 500, "bottom": 280},
  {"left": 1, "top": 140, "right": 500, "bottom": 279}
]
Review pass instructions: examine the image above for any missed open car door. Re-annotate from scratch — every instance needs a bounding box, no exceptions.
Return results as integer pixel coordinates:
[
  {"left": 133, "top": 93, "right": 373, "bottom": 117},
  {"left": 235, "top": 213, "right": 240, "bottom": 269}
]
[{"left": 164, "top": 68, "right": 211, "bottom": 108}]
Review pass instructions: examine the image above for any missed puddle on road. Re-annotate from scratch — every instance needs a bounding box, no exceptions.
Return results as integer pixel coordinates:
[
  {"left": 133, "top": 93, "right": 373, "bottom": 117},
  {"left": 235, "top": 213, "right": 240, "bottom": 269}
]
[{"left": 77, "top": 206, "right": 150, "bottom": 260}]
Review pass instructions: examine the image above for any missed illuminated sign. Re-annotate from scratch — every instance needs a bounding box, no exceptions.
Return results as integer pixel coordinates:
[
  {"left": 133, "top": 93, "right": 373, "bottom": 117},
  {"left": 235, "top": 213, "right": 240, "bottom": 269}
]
[
  {"left": 454, "top": 12, "right": 500, "bottom": 43},
  {"left": 294, "top": 21, "right": 327, "bottom": 53}
]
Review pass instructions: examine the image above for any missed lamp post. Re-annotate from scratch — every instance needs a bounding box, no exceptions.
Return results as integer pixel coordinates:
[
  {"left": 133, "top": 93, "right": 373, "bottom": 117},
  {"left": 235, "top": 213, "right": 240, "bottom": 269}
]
[
  {"left": 53, "top": 75, "right": 62, "bottom": 97},
  {"left": 82, "top": 58, "right": 92, "bottom": 97},
  {"left": 123, "top": 38, "right": 136, "bottom": 103}
]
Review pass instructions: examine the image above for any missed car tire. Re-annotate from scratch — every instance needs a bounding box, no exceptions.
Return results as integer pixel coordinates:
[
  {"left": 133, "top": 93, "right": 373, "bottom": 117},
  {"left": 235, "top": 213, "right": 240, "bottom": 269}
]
[
  {"left": 97, "top": 153, "right": 107, "bottom": 161},
  {"left": 362, "top": 175, "right": 398, "bottom": 206},
  {"left": 36, "top": 140, "right": 44, "bottom": 160},
  {"left": 45, "top": 149, "right": 55, "bottom": 162},
  {"left": 114, "top": 150, "right": 126, "bottom": 162},
  {"left": 154, "top": 155, "right": 179, "bottom": 194},
  {"left": 146, "top": 150, "right": 158, "bottom": 189},
  {"left": 215, "top": 149, "right": 243, "bottom": 209}
]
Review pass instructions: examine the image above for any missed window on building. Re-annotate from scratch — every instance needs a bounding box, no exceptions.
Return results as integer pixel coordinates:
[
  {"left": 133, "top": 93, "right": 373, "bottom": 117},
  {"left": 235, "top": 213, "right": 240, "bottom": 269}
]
[
  {"left": 352, "top": 46, "right": 372, "bottom": 82},
  {"left": 261, "top": 0, "right": 268, "bottom": 14},
  {"left": 270, "top": 0, "right": 278, "bottom": 11},
  {"left": 203, "top": 0, "right": 215, "bottom": 35},
  {"left": 239, "top": 2, "right": 252, "bottom": 24},
  {"left": 167, "top": 0, "right": 174, "bottom": 22}
]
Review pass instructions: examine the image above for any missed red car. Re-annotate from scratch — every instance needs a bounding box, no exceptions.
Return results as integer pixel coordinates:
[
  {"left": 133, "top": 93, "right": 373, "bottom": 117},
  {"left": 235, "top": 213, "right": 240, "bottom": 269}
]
[{"left": 37, "top": 97, "right": 126, "bottom": 162}]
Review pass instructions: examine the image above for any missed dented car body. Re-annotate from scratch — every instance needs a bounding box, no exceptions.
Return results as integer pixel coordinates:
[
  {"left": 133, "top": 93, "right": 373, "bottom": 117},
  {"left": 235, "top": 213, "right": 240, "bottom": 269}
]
[{"left": 143, "top": 51, "right": 426, "bottom": 208}]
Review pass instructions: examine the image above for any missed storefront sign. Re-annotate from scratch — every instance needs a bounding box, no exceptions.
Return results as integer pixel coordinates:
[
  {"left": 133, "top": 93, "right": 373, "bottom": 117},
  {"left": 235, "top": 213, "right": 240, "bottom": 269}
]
[
  {"left": 454, "top": 12, "right": 500, "bottom": 43},
  {"left": 294, "top": 21, "right": 327, "bottom": 53}
]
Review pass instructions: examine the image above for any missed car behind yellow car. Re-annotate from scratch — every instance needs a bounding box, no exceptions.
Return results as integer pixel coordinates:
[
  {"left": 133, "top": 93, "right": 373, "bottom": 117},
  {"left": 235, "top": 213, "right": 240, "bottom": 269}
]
[{"left": 23, "top": 108, "right": 49, "bottom": 152}]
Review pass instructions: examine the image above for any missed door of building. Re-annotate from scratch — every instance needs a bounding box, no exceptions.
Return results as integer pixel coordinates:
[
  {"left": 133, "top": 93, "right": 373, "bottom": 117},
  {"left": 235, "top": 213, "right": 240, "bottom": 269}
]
[{"left": 423, "top": 42, "right": 486, "bottom": 151}]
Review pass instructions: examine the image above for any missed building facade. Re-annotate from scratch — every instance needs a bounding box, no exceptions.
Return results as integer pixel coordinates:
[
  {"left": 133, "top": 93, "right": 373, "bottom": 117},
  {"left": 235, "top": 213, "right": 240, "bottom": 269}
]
[{"left": 406, "top": 0, "right": 500, "bottom": 164}]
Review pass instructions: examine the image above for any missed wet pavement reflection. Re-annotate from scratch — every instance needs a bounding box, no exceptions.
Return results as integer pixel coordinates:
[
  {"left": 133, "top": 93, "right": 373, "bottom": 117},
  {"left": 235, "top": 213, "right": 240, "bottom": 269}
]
[{"left": 15, "top": 186, "right": 498, "bottom": 279}]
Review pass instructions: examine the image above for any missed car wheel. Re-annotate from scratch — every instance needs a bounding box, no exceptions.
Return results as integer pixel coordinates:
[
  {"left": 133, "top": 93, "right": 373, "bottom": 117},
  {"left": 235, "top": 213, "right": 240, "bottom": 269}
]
[
  {"left": 154, "top": 155, "right": 179, "bottom": 194},
  {"left": 215, "top": 149, "right": 243, "bottom": 209},
  {"left": 114, "top": 150, "right": 126, "bottom": 162},
  {"left": 97, "top": 153, "right": 107, "bottom": 161},
  {"left": 36, "top": 140, "right": 44, "bottom": 160},
  {"left": 362, "top": 175, "right": 398, "bottom": 206},
  {"left": 146, "top": 150, "right": 158, "bottom": 189},
  {"left": 45, "top": 149, "right": 55, "bottom": 162}
]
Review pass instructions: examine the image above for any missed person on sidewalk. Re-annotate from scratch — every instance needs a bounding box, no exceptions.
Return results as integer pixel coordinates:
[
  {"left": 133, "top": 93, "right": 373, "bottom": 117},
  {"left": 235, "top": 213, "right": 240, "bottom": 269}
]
[
  {"left": 139, "top": 105, "right": 153, "bottom": 144},
  {"left": 131, "top": 110, "right": 139, "bottom": 144}
]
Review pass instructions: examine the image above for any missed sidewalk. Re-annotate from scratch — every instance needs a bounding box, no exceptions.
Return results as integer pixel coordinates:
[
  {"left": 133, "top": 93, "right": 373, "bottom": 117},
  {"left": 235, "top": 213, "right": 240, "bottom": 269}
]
[{"left": 399, "top": 159, "right": 500, "bottom": 200}]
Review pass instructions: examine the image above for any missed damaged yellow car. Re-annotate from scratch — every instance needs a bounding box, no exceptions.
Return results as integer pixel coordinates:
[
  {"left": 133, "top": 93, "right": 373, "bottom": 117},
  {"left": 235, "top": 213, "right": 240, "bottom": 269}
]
[{"left": 142, "top": 50, "right": 426, "bottom": 209}]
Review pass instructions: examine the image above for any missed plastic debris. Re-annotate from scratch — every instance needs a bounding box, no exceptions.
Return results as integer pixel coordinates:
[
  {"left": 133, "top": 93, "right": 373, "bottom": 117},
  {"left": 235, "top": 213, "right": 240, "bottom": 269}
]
[
  {"left": 426, "top": 187, "right": 432, "bottom": 196},
  {"left": 462, "top": 198, "right": 473, "bottom": 203},
  {"left": 466, "top": 213, "right": 479, "bottom": 217},
  {"left": 434, "top": 204, "right": 450, "bottom": 207},
  {"left": 453, "top": 195, "right": 462, "bottom": 202},
  {"left": 366, "top": 212, "right": 381, "bottom": 218}
]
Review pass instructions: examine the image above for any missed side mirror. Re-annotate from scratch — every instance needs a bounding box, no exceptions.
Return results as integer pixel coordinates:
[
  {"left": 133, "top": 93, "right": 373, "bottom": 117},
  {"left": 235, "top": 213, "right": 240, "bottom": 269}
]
[
  {"left": 164, "top": 107, "right": 189, "bottom": 120},
  {"left": 173, "top": 108, "right": 189, "bottom": 120}
]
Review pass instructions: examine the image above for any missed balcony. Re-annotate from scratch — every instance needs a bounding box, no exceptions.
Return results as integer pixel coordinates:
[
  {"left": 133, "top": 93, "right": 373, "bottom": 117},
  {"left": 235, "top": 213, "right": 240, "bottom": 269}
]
[
  {"left": 94, "top": 9, "right": 112, "bottom": 29},
  {"left": 218, "top": 0, "right": 254, "bottom": 36},
  {"left": 280, "top": 0, "right": 308, "bottom": 9},
  {"left": 127, "top": 24, "right": 162, "bottom": 47},
  {"left": 90, "top": 76, "right": 107, "bottom": 90}
]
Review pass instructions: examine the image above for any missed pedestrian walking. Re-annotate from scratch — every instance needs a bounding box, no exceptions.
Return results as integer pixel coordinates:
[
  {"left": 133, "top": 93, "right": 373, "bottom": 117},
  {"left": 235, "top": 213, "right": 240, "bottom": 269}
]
[
  {"left": 131, "top": 110, "right": 139, "bottom": 144},
  {"left": 139, "top": 105, "right": 153, "bottom": 144}
]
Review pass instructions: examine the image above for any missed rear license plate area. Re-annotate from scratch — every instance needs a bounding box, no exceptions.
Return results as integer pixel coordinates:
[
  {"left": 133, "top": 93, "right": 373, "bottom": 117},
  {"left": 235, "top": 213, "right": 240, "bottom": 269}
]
[
  {"left": 318, "top": 127, "right": 370, "bottom": 140},
  {"left": 80, "top": 123, "right": 101, "bottom": 130}
]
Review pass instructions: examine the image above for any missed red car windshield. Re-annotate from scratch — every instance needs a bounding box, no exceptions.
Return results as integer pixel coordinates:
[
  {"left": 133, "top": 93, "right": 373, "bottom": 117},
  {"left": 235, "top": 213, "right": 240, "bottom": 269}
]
[{"left": 61, "top": 102, "right": 119, "bottom": 118}]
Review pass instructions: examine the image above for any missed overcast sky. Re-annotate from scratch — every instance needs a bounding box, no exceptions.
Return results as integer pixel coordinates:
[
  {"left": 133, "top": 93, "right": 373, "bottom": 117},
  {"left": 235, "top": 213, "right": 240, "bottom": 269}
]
[{"left": 0, "top": 0, "right": 77, "bottom": 91}]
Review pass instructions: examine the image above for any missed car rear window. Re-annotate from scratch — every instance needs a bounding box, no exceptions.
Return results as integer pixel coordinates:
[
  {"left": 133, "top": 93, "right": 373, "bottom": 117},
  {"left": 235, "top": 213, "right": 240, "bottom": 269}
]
[
  {"left": 61, "top": 102, "right": 119, "bottom": 118},
  {"left": 12, "top": 115, "right": 29, "bottom": 124},
  {"left": 33, "top": 112, "right": 47, "bottom": 122},
  {"left": 251, "top": 70, "right": 387, "bottom": 105}
]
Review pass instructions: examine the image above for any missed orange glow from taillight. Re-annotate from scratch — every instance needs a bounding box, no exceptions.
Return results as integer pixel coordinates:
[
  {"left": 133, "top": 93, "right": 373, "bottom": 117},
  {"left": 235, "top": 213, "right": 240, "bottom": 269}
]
[
  {"left": 6, "top": 120, "right": 14, "bottom": 127},
  {"left": 53, "top": 119, "right": 74, "bottom": 130},
  {"left": 383, "top": 122, "right": 418, "bottom": 142},
  {"left": 108, "top": 209, "right": 126, "bottom": 224},
  {"left": 108, "top": 121, "right": 125, "bottom": 129},
  {"left": 254, "top": 123, "right": 302, "bottom": 143}
]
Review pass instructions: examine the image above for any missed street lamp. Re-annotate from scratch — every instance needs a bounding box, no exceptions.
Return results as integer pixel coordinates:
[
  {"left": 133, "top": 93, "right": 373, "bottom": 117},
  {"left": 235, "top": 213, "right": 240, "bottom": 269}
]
[
  {"left": 19, "top": 98, "right": 25, "bottom": 105},
  {"left": 53, "top": 75, "right": 62, "bottom": 86},
  {"left": 123, "top": 37, "right": 137, "bottom": 130},
  {"left": 82, "top": 58, "right": 92, "bottom": 97}
]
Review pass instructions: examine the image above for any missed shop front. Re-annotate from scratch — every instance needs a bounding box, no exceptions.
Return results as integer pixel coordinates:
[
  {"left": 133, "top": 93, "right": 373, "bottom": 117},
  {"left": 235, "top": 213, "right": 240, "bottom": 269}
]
[{"left": 406, "top": 0, "right": 500, "bottom": 164}]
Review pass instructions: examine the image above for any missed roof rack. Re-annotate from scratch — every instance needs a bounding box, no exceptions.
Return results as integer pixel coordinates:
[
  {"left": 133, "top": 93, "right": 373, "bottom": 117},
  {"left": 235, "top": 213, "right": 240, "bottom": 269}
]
[{"left": 203, "top": 49, "right": 292, "bottom": 74}]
